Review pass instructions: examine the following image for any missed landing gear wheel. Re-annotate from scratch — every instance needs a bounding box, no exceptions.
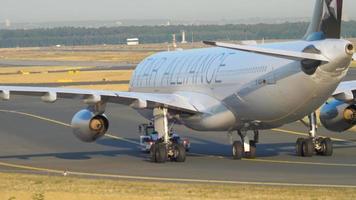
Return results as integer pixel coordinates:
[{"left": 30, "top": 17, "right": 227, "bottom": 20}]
[
  {"left": 155, "top": 143, "right": 167, "bottom": 163},
  {"left": 173, "top": 144, "right": 186, "bottom": 162},
  {"left": 295, "top": 138, "right": 304, "bottom": 156},
  {"left": 149, "top": 143, "right": 157, "bottom": 162},
  {"left": 232, "top": 141, "right": 243, "bottom": 160},
  {"left": 245, "top": 141, "right": 256, "bottom": 159},
  {"left": 302, "top": 138, "right": 314, "bottom": 157},
  {"left": 321, "top": 137, "right": 333, "bottom": 156}
]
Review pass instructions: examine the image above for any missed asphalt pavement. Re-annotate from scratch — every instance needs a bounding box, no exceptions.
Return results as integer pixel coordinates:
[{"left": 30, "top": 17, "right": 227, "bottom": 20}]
[
  {"left": 0, "top": 97, "right": 356, "bottom": 186},
  {"left": 0, "top": 67, "right": 356, "bottom": 186}
]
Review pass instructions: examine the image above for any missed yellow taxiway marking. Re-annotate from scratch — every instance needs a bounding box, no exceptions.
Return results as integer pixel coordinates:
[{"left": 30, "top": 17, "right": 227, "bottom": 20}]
[
  {"left": 1, "top": 109, "right": 356, "bottom": 168},
  {"left": 105, "top": 134, "right": 140, "bottom": 146},
  {"left": 0, "top": 160, "right": 355, "bottom": 188},
  {"left": 0, "top": 109, "right": 140, "bottom": 146},
  {"left": 0, "top": 109, "right": 71, "bottom": 127},
  {"left": 188, "top": 152, "right": 356, "bottom": 167},
  {"left": 249, "top": 158, "right": 356, "bottom": 167},
  {"left": 271, "top": 128, "right": 350, "bottom": 142}
]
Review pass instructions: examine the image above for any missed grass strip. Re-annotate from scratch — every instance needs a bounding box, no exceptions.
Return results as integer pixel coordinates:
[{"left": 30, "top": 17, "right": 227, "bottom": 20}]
[{"left": 0, "top": 172, "right": 355, "bottom": 200}]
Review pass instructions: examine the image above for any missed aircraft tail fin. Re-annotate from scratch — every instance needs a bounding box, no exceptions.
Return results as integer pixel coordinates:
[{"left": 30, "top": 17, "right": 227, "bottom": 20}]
[{"left": 304, "top": 0, "right": 343, "bottom": 40}]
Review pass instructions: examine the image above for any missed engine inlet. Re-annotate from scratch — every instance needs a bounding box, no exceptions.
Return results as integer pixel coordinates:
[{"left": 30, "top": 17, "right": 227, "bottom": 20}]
[
  {"left": 346, "top": 43, "right": 354, "bottom": 55},
  {"left": 90, "top": 118, "right": 104, "bottom": 131},
  {"left": 343, "top": 108, "right": 356, "bottom": 124}
]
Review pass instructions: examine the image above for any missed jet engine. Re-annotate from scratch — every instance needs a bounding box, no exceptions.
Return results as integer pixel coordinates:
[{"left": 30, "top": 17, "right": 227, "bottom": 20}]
[
  {"left": 71, "top": 109, "right": 109, "bottom": 142},
  {"left": 320, "top": 99, "right": 356, "bottom": 132},
  {"left": 301, "top": 45, "right": 322, "bottom": 75}
]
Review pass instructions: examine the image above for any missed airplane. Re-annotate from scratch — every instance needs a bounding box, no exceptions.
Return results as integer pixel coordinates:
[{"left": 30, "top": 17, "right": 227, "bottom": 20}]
[{"left": 0, "top": 0, "right": 355, "bottom": 163}]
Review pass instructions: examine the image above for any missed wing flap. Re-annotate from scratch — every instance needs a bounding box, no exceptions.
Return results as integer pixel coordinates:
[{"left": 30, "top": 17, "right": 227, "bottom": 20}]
[
  {"left": 203, "top": 41, "right": 329, "bottom": 62},
  {"left": 0, "top": 86, "right": 199, "bottom": 114},
  {"left": 332, "top": 81, "right": 356, "bottom": 101}
]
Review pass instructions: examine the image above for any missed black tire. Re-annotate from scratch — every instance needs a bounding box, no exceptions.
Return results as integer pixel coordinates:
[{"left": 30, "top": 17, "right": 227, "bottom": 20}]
[
  {"left": 232, "top": 141, "right": 243, "bottom": 160},
  {"left": 149, "top": 143, "right": 157, "bottom": 162},
  {"left": 174, "top": 144, "right": 186, "bottom": 162},
  {"left": 321, "top": 137, "right": 333, "bottom": 156},
  {"left": 245, "top": 140, "right": 256, "bottom": 159},
  {"left": 295, "top": 138, "right": 304, "bottom": 156},
  {"left": 302, "top": 138, "right": 314, "bottom": 157},
  {"left": 155, "top": 143, "right": 167, "bottom": 163}
]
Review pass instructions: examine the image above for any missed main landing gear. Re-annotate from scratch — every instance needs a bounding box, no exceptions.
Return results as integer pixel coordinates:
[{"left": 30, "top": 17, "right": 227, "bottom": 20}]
[
  {"left": 149, "top": 107, "right": 186, "bottom": 163},
  {"left": 150, "top": 142, "right": 186, "bottom": 163},
  {"left": 296, "top": 112, "right": 333, "bottom": 157},
  {"left": 232, "top": 130, "right": 259, "bottom": 160}
]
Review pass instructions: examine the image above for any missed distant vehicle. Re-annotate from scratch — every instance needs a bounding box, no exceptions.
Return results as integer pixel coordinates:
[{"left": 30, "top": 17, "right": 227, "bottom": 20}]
[
  {"left": 139, "top": 123, "right": 190, "bottom": 154},
  {"left": 139, "top": 123, "right": 158, "bottom": 152},
  {"left": 127, "top": 38, "right": 139, "bottom": 46}
]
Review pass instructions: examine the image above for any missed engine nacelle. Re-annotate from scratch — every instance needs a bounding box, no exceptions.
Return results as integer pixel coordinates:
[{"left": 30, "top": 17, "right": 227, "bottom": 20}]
[
  {"left": 320, "top": 99, "right": 356, "bottom": 132},
  {"left": 71, "top": 109, "right": 109, "bottom": 142}
]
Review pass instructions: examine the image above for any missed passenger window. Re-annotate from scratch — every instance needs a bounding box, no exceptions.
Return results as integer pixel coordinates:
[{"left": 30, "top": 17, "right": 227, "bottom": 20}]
[
  {"left": 161, "top": 58, "right": 177, "bottom": 86},
  {"left": 177, "top": 56, "right": 191, "bottom": 85},
  {"left": 169, "top": 57, "right": 184, "bottom": 85},
  {"left": 188, "top": 55, "right": 203, "bottom": 85},
  {"left": 196, "top": 55, "right": 212, "bottom": 84},
  {"left": 150, "top": 57, "right": 167, "bottom": 87},
  {"left": 137, "top": 58, "right": 154, "bottom": 87},
  {"left": 215, "top": 53, "right": 234, "bottom": 83}
]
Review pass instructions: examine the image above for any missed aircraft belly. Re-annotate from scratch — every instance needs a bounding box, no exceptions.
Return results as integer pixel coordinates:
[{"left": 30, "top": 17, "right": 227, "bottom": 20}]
[
  {"left": 227, "top": 69, "right": 343, "bottom": 129},
  {"left": 181, "top": 105, "right": 237, "bottom": 131}
]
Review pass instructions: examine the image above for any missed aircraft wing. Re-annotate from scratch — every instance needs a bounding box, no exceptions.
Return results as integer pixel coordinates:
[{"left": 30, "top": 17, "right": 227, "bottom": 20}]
[
  {"left": 0, "top": 86, "right": 199, "bottom": 114},
  {"left": 332, "top": 81, "right": 356, "bottom": 101},
  {"left": 203, "top": 41, "right": 330, "bottom": 62}
]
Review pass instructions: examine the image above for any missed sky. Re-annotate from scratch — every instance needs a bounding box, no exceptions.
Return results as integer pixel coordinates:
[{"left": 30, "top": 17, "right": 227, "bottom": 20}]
[{"left": 0, "top": 0, "right": 355, "bottom": 23}]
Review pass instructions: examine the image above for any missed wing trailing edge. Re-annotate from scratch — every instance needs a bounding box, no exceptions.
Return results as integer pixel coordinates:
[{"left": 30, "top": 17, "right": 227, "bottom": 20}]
[
  {"left": 0, "top": 86, "right": 199, "bottom": 114},
  {"left": 203, "top": 41, "right": 330, "bottom": 62}
]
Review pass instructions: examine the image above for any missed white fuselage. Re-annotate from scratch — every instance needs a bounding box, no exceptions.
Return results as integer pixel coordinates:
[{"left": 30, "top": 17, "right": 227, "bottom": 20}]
[{"left": 129, "top": 39, "right": 352, "bottom": 132}]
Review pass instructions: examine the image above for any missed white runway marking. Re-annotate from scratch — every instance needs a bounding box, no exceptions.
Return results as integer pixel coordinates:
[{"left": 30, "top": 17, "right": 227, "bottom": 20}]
[{"left": 0, "top": 160, "right": 355, "bottom": 188}]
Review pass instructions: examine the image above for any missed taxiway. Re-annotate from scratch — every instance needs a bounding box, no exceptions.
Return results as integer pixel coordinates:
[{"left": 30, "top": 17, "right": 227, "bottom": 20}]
[
  {"left": 0, "top": 97, "right": 356, "bottom": 186},
  {"left": 1, "top": 68, "right": 356, "bottom": 187}
]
